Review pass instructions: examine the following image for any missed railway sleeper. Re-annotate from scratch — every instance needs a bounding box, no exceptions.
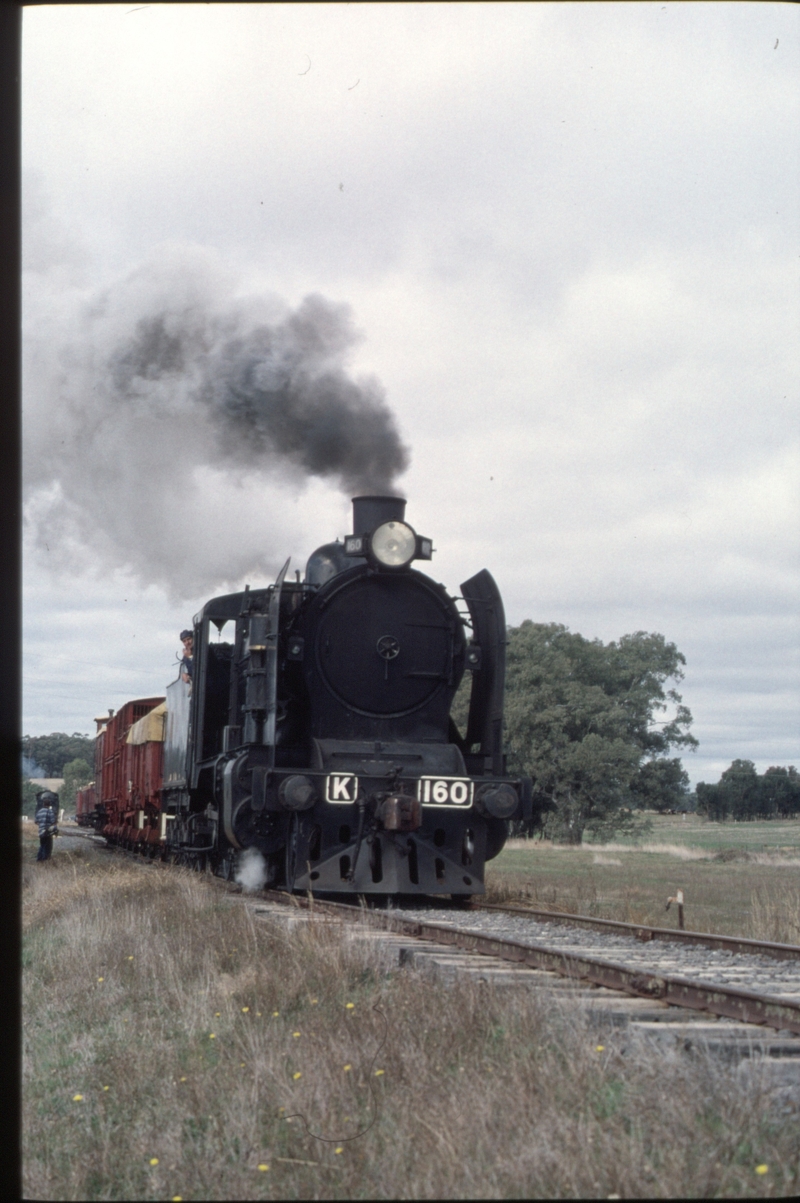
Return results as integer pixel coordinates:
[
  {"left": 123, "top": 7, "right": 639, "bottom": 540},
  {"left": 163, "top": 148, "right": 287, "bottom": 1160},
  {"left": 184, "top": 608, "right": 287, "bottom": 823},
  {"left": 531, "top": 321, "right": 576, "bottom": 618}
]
[{"left": 249, "top": 901, "right": 800, "bottom": 1076}]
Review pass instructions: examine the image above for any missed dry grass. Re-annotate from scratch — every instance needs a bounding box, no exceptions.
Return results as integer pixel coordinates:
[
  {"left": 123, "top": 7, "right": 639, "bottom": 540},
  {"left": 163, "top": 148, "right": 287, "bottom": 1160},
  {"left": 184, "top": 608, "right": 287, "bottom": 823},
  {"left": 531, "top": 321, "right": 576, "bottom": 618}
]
[
  {"left": 22, "top": 832, "right": 800, "bottom": 1200},
  {"left": 748, "top": 889, "right": 800, "bottom": 946},
  {"left": 490, "top": 817, "right": 800, "bottom": 938}
]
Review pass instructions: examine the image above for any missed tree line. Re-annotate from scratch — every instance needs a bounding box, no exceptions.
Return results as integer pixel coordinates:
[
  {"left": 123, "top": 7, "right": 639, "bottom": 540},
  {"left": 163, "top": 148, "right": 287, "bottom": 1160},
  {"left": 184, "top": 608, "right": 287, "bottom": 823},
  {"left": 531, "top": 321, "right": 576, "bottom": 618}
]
[
  {"left": 696, "top": 760, "right": 800, "bottom": 821},
  {"left": 20, "top": 733, "right": 95, "bottom": 817},
  {"left": 21, "top": 732, "right": 94, "bottom": 777}
]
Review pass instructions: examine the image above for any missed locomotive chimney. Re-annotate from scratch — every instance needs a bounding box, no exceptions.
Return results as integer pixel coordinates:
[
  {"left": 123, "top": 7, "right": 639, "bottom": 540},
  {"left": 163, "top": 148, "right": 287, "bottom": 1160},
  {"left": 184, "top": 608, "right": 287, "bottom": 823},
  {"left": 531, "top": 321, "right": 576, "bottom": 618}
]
[{"left": 351, "top": 495, "right": 406, "bottom": 536}]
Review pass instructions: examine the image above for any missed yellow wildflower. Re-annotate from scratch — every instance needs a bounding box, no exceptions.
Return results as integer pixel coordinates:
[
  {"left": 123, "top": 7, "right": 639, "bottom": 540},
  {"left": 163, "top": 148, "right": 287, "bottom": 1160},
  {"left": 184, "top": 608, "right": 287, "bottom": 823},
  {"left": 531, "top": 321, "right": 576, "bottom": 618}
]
[
  {"left": 102, "top": 1086, "right": 109, "bottom": 1092},
  {"left": 374, "top": 1069, "right": 385, "bottom": 1077},
  {"left": 755, "top": 1165, "right": 769, "bottom": 1176},
  {"left": 149, "top": 1158, "right": 159, "bottom": 1167},
  {"left": 272, "top": 1010, "right": 279, "bottom": 1017},
  {"left": 596, "top": 1045, "right": 605, "bottom": 1052},
  {"left": 127, "top": 955, "right": 133, "bottom": 961},
  {"left": 345, "top": 1002, "right": 355, "bottom": 1010},
  {"left": 72, "top": 1094, "right": 83, "bottom": 1102},
  {"left": 241, "top": 1006, "right": 249, "bottom": 1013},
  {"left": 97, "top": 977, "right": 104, "bottom": 983},
  {"left": 334, "top": 1147, "right": 344, "bottom": 1155},
  {"left": 179, "top": 1077, "right": 187, "bottom": 1082},
  {"left": 310, "top": 998, "right": 318, "bottom": 1005},
  {"left": 343, "top": 1064, "right": 352, "bottom": 1072},
  {"left": 257, "top": 1163, "right": 270, "bottom": 1171},
  {"left": 214, "top": 1012, "right": 221, "bottom": 1017},
  {"left": 293, "top": 1071, "right": 302, "bottom": 1080},
  {"left": 209, "top": 1033, "right": 216, "bottom": 1040},
  {"left": 292, "top": 1031, "right": 301, "bottom": 1038}
]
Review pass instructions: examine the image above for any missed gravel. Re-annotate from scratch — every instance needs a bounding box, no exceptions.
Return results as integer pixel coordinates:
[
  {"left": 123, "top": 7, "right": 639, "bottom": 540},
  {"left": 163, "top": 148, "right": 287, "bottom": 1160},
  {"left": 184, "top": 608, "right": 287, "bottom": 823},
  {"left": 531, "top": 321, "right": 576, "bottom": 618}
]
[{"left": 387, "top": 905, "right": 800, "bottom": 999}]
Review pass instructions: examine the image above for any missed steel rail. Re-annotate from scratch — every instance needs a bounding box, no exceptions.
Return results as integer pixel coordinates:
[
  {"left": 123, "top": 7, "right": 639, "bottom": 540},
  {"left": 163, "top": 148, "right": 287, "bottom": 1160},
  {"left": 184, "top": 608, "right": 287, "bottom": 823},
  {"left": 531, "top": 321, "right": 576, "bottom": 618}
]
[
  {"left": 469, "top": 900, "right": 800, "bottom": 962},
  {"left": 259, "top": 891, "right": 800, "bottom": 1036}
]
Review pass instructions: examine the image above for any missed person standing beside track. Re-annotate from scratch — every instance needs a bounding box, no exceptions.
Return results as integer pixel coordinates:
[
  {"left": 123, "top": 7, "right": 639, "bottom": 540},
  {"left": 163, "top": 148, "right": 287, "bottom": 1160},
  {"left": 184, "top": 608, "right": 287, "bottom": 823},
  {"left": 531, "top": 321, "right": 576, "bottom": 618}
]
[{"left": 34, "top": 790, "right": 59, "bottom": 862}]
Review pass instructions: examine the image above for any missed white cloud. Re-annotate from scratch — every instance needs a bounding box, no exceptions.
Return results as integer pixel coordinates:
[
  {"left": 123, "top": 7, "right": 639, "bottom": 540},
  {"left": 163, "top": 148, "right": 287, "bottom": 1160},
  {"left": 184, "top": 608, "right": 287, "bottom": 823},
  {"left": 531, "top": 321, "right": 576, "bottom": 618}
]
[{"left": 21, "top": 2, "right": 800, "bottom": 787}]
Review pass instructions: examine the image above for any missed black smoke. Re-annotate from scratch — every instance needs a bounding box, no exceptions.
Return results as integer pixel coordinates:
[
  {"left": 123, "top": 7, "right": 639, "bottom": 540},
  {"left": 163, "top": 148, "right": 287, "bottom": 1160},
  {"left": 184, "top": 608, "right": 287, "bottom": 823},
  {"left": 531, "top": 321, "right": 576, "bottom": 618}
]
[
  {"left": 113, "top": 293, "right": 408, "bottom": 495},
  {"left": 24, "top": 246, "right": 410, "bottom": 597}
]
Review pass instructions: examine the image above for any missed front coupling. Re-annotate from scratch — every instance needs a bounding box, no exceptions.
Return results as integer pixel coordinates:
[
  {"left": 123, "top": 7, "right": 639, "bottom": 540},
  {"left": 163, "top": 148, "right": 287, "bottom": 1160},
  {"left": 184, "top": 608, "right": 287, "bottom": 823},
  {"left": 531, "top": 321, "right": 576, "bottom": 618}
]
[{"left": 376, "top": 794, "right": 422, "bottom": 832}]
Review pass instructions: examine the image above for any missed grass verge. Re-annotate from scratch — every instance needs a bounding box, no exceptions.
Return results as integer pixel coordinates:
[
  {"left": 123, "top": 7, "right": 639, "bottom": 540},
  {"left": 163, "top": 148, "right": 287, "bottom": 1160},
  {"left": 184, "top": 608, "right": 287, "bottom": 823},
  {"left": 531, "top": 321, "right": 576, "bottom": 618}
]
[
  {"left": 23, "top": 830, "right": 799, "bottom": 1199},
  {"left": 487, "top": 816, "right": 800, "bottom": 941}
]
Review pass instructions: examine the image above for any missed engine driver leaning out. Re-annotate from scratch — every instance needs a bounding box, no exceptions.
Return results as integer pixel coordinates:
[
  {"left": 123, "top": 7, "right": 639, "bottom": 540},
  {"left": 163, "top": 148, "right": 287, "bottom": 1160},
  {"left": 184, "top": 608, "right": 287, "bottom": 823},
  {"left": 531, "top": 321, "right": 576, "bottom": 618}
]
[{"left": 179, "top": 629, "right": 193, "bottom": 688}]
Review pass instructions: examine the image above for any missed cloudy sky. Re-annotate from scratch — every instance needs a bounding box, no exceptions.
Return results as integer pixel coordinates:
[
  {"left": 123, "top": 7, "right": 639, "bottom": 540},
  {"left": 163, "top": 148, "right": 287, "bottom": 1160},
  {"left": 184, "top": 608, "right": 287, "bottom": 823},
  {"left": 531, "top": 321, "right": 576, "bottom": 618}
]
[{"left": 22, "top": 2, "right": 799, "bottom": 786}]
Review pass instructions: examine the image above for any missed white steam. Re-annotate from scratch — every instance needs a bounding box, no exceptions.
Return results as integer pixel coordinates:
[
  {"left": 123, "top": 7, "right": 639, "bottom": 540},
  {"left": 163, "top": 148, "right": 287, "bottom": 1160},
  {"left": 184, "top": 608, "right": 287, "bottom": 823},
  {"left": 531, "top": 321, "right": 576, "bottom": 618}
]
[{"left": 235, "top": 847, "right": 268, "bottom": 893}]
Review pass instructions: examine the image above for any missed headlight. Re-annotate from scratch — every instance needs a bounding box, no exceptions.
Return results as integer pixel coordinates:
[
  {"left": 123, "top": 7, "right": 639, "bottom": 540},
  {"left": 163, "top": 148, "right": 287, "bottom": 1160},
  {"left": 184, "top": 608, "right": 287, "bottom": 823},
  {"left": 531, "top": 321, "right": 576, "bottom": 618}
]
[{"left": 371, "top": 521, "right": 417, "bottom": 568}]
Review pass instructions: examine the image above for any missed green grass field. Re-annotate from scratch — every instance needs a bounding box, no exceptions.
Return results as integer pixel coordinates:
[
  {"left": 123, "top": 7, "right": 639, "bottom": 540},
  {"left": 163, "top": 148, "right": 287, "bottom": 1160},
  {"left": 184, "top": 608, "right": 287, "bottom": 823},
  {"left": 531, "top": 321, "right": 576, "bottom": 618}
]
[{"left": 486, "top": 815, "right": 800, "bottom": 941}]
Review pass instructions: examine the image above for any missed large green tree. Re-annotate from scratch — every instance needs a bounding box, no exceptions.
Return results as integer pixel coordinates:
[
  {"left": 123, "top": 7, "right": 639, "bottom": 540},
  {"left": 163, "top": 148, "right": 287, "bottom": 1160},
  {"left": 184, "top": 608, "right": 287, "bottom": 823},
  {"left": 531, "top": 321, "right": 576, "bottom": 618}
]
[{"left": 502, "top": 622, "right": 697, "bottom": 842}]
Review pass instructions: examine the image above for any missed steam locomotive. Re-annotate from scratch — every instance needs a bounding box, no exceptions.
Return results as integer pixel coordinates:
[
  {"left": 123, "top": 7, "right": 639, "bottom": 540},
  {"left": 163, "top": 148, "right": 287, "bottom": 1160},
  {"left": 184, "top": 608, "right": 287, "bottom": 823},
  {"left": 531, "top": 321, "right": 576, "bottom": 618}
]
[{"left": 78, "top": 496, "right": 532, "bottom": 897}]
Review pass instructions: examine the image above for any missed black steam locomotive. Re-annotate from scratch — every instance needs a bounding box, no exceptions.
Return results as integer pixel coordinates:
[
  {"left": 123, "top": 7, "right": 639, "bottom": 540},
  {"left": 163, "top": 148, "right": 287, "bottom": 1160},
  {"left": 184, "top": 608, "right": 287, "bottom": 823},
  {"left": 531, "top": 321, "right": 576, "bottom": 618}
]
[{"left": 162, "top": 496, "right": 531, "bottom": 896}]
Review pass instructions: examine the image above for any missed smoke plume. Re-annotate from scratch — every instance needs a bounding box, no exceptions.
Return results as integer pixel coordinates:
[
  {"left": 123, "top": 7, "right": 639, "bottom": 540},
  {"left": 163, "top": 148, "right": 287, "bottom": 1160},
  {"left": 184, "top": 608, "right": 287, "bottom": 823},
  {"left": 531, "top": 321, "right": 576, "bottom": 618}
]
[
  {"left": 235, "top": 847, "right": 268, "bottom": 893},
  {"left": 23, "top": 244, "right": 410, "bottom": 598}
]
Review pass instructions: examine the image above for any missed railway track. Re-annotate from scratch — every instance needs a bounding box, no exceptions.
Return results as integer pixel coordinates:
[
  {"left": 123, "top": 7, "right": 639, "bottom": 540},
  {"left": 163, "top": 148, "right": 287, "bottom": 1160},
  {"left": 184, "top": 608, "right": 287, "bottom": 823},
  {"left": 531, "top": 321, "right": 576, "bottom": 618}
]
[
  {"left": 58, "top": 828, "right": 800, "bottom": 1081},
  {"left": 247, "top": 893, "right": 800, "bottom": 1105},
  {"left": 470, "top": 899, "right": 800, "bottom": 961}
]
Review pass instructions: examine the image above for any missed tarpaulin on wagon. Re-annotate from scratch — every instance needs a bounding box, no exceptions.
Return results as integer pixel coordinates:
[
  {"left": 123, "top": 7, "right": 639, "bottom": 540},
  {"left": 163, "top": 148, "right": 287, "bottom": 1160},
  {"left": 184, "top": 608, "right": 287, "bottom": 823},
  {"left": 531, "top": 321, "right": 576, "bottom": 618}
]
[{"left": 126, "top": 701, "right": 167, "bottom": 744}]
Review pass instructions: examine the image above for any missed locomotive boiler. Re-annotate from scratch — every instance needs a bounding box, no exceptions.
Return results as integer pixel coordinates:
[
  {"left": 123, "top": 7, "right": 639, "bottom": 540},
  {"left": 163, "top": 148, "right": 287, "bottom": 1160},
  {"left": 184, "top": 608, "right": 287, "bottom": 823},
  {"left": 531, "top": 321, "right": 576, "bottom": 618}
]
[{"left": 95, "top": 496, "right": 532, "bottom": 898}]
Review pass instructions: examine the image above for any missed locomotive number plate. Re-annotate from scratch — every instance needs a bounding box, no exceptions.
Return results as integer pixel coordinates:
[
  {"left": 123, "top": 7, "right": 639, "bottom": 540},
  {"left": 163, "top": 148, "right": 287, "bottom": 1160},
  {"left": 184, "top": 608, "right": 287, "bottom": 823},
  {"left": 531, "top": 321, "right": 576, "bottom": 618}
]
[
  {"left": 325, "top": 774, "right": 358, "bottom": 804},
  {"left": 417, "top": 777, "right": 474, "bottom": 807}
]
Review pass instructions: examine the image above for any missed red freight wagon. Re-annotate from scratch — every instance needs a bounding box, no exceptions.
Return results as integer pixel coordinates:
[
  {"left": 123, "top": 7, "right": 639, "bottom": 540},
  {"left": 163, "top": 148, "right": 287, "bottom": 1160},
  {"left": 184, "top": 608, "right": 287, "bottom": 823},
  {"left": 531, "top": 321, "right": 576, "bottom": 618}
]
[
  {"left": 74, "top": 709, "right": 114, "bottom": 830},
  {"left": 75, "top": 783, "right": 97, "bottom": 827},
  {"left": 97, "top": 697, "right": 166, "bottom": 850}
]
